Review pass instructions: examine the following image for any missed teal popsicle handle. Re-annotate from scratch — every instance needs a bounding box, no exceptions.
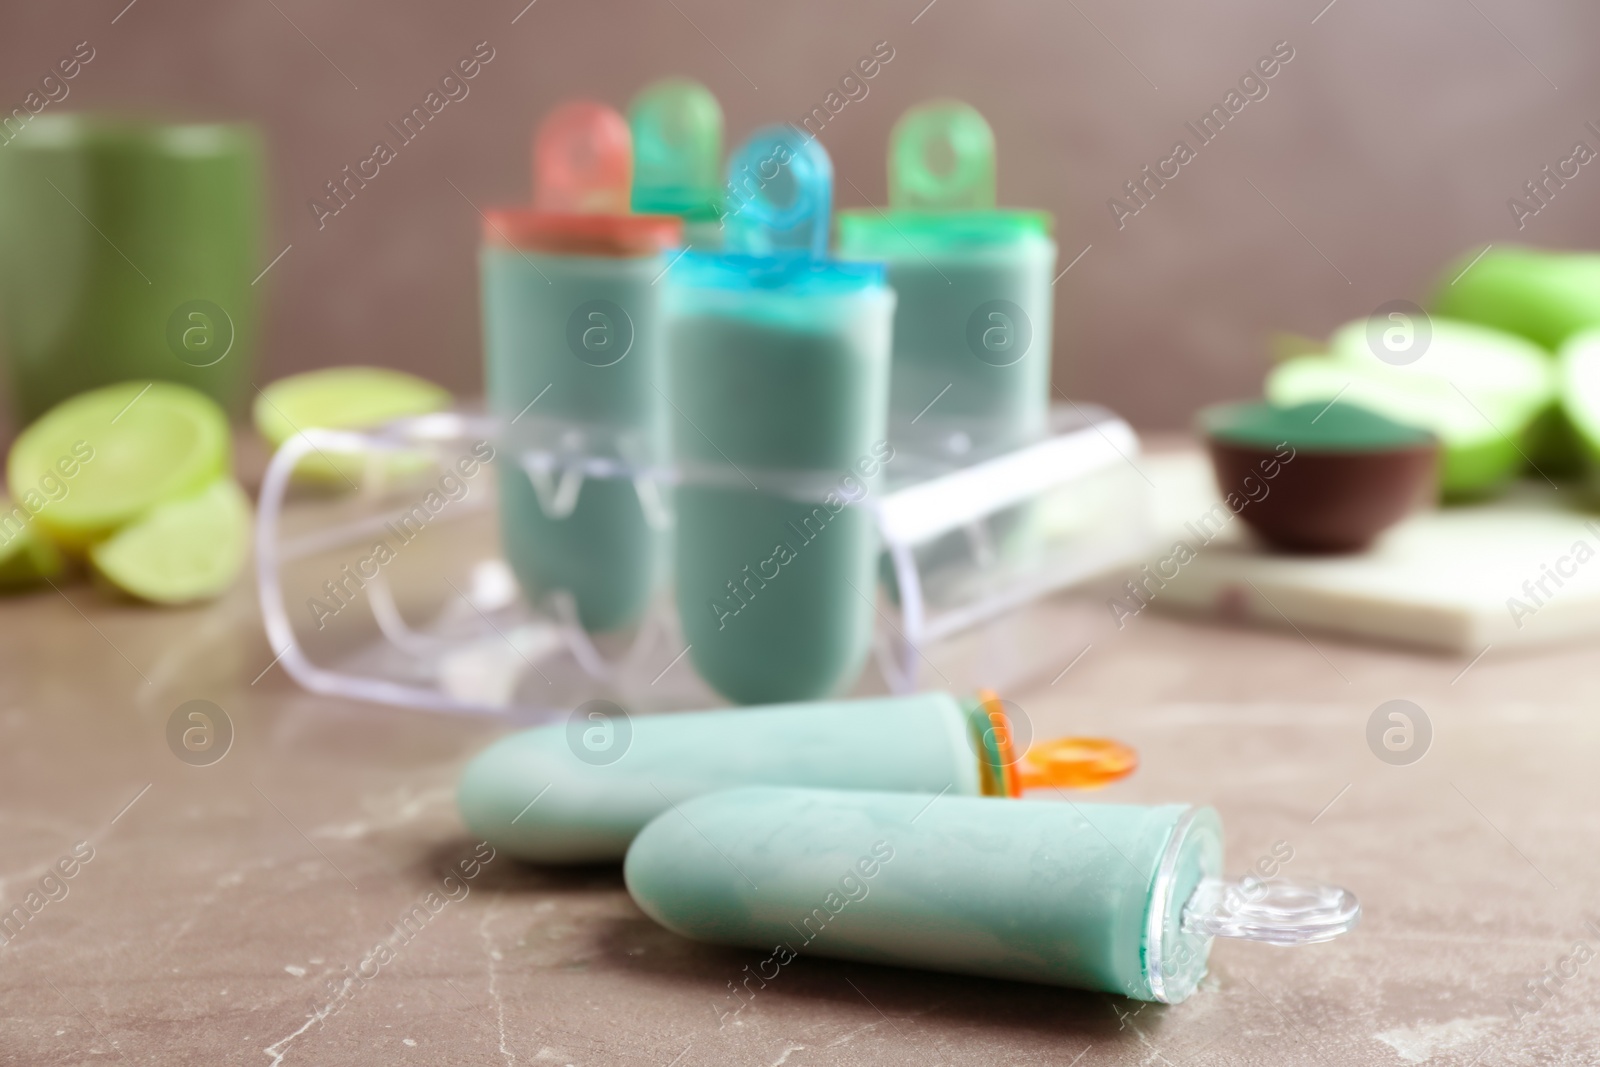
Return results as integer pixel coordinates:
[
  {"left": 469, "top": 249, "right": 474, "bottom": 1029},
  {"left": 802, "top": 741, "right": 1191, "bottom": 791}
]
[{"left": 628, "top": 77, "right": 724, "bottom": 223}]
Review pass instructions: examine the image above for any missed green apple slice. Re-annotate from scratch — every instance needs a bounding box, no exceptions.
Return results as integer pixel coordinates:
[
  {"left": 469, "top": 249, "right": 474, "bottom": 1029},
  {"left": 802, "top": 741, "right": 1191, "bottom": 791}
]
[
  {"left": 253, "top": 367, "right": 451, "bottom": 487},
  {"left": 1266, "top": 318, "right": 1555, "bottom": 499},
  {"left": 1432, "top": 246, "right": 1600, "bottom": 477},
  {"left": 7, "top": 381, "right": 230, "bottom": 548},
  {"left": 1433, "top": 245, "right": 1600, "bottom": 351},
  {"left": 89, "top": 479, "right": 251, "bottom": 604},
  {"left": 0, "top": 500, "right": 64, "bottom": 589},
  {"left": 1558, "top": 329, "right": 1600, "bottom": 467}
]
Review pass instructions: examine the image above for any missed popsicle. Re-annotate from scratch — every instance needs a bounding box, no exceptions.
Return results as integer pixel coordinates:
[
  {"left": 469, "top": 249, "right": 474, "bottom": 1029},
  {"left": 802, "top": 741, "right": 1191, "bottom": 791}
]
[
  {"left": 838, "top": 101, "right": 1057, "bottom": 472},
  {"left": 625, "top": 786, "right": 1360, "bottom": 1003},
  {"left": 480, "top": 101, "right": 681, "bottom": 632},
  {"left": 664, "top": 127, "right": 895, "bottom": 703},
  {"left": 456, "top": 690, "right": 1137, "bottom": 864},
  {"left": 628, "top": 78, "right": 725, "bottom": 251}
]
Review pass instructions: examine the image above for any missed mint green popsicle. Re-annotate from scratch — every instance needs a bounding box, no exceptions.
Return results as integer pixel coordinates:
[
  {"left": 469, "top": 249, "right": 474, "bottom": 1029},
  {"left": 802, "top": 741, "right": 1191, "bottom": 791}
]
[
  {"left": 458, "top": 693, "right": 984, "bottom": 864},
  {"left": 483, "top": 251, "right": 671, "bottom": 632},
  {"left": 625, "top": 787, "right": 1224, "bottom": 1002},
  {"left": 480, "top": 101, "right": 681, "bottom": 632},
  {"left": 665, "top": 128, "right": 894, "bottom": 703},
  {"left": 838, "top": 101, "right": 1056, "bottom": 468}
]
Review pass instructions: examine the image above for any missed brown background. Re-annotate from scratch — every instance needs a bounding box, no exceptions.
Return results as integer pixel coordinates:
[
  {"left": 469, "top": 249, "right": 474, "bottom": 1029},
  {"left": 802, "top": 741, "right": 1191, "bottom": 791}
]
[{"left": 3, "top": 0, "right": 1599, "bottom": 432}]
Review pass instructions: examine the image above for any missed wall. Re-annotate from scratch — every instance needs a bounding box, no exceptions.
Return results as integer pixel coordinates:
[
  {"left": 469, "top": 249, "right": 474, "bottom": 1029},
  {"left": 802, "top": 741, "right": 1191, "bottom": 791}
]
[{"left": 2, "top": 0, "right": 1597, "bottom": 434}]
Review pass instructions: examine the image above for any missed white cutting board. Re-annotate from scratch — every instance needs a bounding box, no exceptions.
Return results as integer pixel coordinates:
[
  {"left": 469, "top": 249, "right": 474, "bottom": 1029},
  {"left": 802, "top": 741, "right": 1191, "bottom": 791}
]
[{"left": 1141, "top": 452, "right": 1600, "bottom": 653}]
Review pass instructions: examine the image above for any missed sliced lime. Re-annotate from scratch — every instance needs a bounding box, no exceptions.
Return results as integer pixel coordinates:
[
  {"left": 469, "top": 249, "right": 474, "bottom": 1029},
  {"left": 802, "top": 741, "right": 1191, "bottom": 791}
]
[
  {"left": 252, "top": 367, "right": 451, "bottom": 486},
  {"left": 7, "top": 381, "right": 230, "bottom": 547},
  {"left": 1266, "top": 318, "right": 1555, "bottom": 499},
  {"left": 0, "top": 500, "right": 64, "bottom": 589},
  {"left": 89, "top": 479, "right": 250, "bottom": 604}
]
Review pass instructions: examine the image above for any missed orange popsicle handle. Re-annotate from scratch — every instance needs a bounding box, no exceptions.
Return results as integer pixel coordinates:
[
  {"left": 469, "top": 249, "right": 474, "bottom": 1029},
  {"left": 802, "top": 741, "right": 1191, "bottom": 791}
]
[
  {"left": 533, "top": 100, "right": 633, "bottom": 214},
  {"left": 975, "top": 689, "right": 1137, "bottom": 794},
  {"left": 1019, "top": 736, "right": 1139, "bottom": 791}
]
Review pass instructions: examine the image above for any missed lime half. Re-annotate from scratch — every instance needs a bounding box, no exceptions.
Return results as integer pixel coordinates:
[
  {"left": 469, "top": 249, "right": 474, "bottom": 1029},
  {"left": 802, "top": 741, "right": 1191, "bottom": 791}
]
[
  {"left": 253, "top": 367, "right": 451, "bottom": 487},
  {"left": 89, "top": 479, "right": 251, "bottom": 604},
  {"left": 0, "top": 501, "right": 64, "bottom": 589},
  {"left": 7, "top": 381, "right": 230, "bottom": 547}
]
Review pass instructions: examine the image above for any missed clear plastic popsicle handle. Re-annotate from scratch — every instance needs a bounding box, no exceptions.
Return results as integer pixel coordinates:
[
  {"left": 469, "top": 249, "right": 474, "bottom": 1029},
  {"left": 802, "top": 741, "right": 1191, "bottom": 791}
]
[
  {"left": 533, "top": 99, "right": 633, "bottom": 214},
  {"left": 628, "top": 77, "right": 723, "bottom": 216},
  {"left": 722, "top": 124, "right": 832, "bottom": 258},
  {"left": 1182, "top": 877, "right": 1361, "bottom": 946},
  {"left": 888, "top": 99, "right": 996, "bottom": 212}
]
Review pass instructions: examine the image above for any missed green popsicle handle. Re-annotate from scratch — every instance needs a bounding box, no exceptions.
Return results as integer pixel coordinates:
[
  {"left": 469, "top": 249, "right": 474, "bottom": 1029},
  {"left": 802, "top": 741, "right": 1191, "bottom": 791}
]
[{"left": 889, "top": 100, "right": 996, "bottom": 213}]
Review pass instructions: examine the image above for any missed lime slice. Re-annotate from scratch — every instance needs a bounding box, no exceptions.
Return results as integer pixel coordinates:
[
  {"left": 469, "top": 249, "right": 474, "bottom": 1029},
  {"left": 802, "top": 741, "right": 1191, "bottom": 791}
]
[
  {"left": 7, "top": 381, "right": 230, "bottom": 548},
  {"left": 1266, "top": 318, "right": 1555, "bottom": 499},
  {"left": 0, "top": 500, "right": 64, "bottom": 589},
  {"left": 89, "top": 479, "right": 250, "bottom": 604},
  {"left": 253, "top": 367, "right": 451, "bottom": 487}
]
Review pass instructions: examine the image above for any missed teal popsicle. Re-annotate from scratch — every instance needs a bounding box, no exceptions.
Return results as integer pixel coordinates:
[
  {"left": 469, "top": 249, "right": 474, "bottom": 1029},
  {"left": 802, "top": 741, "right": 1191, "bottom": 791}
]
[
  {"left": 665, "top": 127, "right": 894, "bottom": 703},
  {"left": 456, "top": 691, "right": 1139, "bottom": 864},
  {"left": 625, "top": 787, "right": 1361, "bottom": 1003},
  {"left": 480, "top": 101, "right": 682, "bottom": 632},
  {"left": 838, "top": 101, "right": 1057, "bottom": 470},
  {"left": 628, "top": 77, "right": 725, "bottom": 251}
]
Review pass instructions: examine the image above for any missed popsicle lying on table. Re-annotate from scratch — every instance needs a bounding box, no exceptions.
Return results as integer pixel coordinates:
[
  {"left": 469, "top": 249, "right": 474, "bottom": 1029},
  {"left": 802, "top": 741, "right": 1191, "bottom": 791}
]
[
  {"left": 457, "top": 691, "right": 1135, "bottom": 864},
  {"left": 625, "top": 785, "right": 1360, "bottom": 1004}
]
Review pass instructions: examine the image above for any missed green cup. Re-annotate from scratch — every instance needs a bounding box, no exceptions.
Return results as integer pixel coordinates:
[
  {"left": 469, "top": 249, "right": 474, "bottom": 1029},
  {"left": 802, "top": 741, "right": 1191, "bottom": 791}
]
[{"left": 0, "top": 113, "right": 264, "bottom": 421}]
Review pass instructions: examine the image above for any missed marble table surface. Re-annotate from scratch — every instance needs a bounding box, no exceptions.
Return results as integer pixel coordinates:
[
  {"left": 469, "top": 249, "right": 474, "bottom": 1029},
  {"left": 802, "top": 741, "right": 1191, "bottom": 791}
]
[{"left": 1, "top": 473, "right": 1596, "bottom": 1066}]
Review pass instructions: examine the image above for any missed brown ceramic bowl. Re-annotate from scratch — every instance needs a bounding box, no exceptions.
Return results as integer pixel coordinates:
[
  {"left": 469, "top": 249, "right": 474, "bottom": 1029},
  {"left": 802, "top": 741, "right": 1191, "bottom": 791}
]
[{"left": 1201, "top": 401, "right": 1439, "bottom": 554}]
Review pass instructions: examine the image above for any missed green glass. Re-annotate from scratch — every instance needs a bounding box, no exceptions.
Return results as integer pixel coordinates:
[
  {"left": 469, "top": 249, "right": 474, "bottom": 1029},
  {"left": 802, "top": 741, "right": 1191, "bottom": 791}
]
[{"left": 0, "top": 114, "right": 263, "bottom": 421}]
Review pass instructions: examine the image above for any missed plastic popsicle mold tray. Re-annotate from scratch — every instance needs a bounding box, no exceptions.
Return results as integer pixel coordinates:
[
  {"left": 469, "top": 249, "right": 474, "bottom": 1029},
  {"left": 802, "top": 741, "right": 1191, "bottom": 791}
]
[{"left": 254, "top": 404, "right": 1152, "bottom": 721}]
